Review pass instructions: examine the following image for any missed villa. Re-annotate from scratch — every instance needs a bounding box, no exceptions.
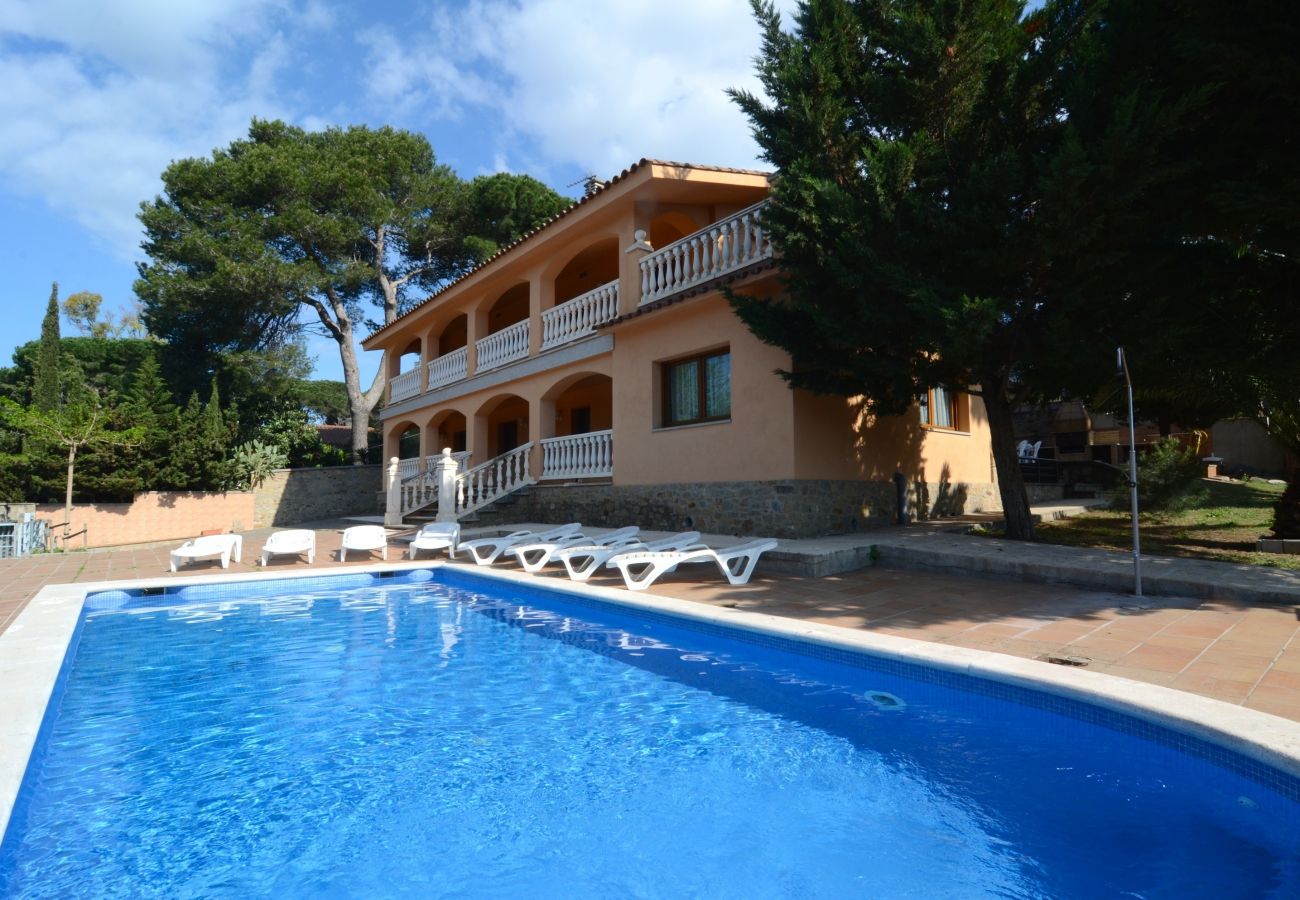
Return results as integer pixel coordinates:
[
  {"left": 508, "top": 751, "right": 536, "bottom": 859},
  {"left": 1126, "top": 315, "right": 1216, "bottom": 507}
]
[{"left": 364, "top": 160, "right": 998, "bottom": 536}]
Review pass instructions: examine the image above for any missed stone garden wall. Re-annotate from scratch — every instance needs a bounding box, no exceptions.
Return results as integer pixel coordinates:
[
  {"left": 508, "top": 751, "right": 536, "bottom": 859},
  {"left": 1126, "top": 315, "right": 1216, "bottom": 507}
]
[
  {"left": 501, "top": 478, "right": 1000, "bottom": 539},
  {"left": 252, "top": 465, "right": 383, "bottom": 527}
]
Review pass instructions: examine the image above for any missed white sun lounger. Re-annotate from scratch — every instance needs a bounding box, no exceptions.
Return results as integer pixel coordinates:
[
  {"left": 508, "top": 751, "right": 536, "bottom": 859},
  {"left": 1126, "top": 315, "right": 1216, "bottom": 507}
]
[
  {"left": 557, "top": 531, "right": 702, "bottom": 582},
  {"left": 259, "top": 529, "right": 315, "bottom": 566},
  {"left": 170, "top": 534, "right": 243, "bottom": 572},
  {"left": 606, "top": 539, "right": 779, "bottom": 592},
  {"left": 338, "top": 525, "right": 389, "bottom": 561},
  {"left": 454, "top": 523, "right": 582, "bottom": 566},
  {"left": 509, "top": 526, "right": 639, "bottom": 574},
  {"left": 407, "top": 522, "right": 461, "bottom": 559}
]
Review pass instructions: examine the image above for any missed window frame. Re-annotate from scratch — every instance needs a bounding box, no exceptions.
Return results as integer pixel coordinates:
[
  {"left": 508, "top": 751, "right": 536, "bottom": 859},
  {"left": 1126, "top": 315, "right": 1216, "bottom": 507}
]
[
  {"left": 660, "top": 349, "right": 732, "bottom": 428},
  {"left": 918, "top": 385, "right": 966, "bottom": 433}
]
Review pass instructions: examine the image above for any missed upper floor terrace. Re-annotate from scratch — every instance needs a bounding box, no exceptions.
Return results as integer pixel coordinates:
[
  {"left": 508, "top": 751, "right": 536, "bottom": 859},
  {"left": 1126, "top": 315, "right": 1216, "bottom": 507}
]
[{"left": 363, "top": 161, "right": 775, "bottom": 412}]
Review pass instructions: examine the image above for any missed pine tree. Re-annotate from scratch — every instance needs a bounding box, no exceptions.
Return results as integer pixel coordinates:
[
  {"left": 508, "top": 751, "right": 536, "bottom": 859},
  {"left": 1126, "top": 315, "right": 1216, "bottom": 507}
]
[{"left": 33, "top": 282, "right": 61, "bottom": 411}]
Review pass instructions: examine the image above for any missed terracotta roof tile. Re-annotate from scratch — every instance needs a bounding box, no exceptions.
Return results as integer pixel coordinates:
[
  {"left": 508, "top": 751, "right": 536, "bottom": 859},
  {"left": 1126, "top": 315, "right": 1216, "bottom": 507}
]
[{"left": 364, "top": 159, "right": 773, "bottom": 346}]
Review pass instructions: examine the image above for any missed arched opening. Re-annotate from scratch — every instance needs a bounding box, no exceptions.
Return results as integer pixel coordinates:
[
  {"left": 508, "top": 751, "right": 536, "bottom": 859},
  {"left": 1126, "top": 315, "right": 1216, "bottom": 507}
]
[
  {"left": 396, "top": 337, "right": 422, "bottom": 372},
  {"left": 538, "top": 373, "right": 614, "bottom": 480},
  {"left": 648, "top": 211, "right": 699, "bottom": 252},
  {"left": 477, "top": 394, "right": 530, "bottom": 458},
  {"left": 486, "top": 282, "right": 530, "bottom": 334},
  {"left": 553, "top": 238, "right": 619, "bottom": 306},
  {"left": 428, "top": 410, "right": 468, "bottom": 457},
  {"left": 438, "top": 314, "right": 468, "bottom": 355},
  {"left": 545, "top": 373, "right": 613, "bottom": 437},
  {"left": 397, "top": 423, "right": 420, "bottom": 459}
]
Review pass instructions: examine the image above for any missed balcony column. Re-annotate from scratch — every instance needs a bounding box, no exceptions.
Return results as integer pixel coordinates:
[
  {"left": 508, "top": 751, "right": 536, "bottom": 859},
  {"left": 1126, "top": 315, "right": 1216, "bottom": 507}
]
[
  {"left": 619, "top": 206, "right": 654, "bottom": 316},
  {"left": 528, "top": 272, "right": 551, "bottom": 357},
  {"left": 528, "top": 397, "right": 552, "bottom": 481},
  {"left": 466, "top": 303, "right": 487, "bottom": 377},
  {"left": 384, "top": 348, "right": 403, "bottom": 403},
  {"left": 419, "top": 329, "right": 436, "bottom": 394}
]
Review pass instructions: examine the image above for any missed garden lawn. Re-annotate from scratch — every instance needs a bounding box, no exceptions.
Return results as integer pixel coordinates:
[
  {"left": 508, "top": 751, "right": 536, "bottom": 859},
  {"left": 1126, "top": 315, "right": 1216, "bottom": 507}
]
[{"left": 1034, "top": 478, "right": 1298, "bottom": 570}]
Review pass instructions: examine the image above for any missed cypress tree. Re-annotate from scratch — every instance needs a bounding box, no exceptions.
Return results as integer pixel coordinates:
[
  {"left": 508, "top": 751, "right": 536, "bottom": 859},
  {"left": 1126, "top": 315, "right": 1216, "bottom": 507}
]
[{"left": 33, "top": 282, "right": 61, "bottom": 410}]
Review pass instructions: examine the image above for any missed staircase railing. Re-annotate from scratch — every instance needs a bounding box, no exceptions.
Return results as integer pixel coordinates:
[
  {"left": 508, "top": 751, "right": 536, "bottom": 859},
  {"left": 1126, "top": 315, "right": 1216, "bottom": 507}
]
[{"left": 456, "top": 443, "right": 535, "bottom": 515}]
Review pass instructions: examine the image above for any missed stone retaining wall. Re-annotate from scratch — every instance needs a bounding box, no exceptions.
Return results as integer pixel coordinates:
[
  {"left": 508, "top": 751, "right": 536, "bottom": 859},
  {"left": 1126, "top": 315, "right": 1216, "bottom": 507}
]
[
  {"left": 253, "top": 465, "right": 383, "bottom": 527},
  {"left": 502, "top": 478, "right": 999, "bottom": 539}
]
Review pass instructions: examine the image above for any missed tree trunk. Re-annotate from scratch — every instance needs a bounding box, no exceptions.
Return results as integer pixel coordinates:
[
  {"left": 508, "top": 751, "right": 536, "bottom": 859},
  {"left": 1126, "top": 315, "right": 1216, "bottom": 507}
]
[
  {"left": 336, "top": 332, "right": 376, "bottom": 465},
  {"left": 980, "top": 381, "right": 1036, "bottom": 541},
  {"left": 63, "top": 443, "right": 77, "bottom": 550}
]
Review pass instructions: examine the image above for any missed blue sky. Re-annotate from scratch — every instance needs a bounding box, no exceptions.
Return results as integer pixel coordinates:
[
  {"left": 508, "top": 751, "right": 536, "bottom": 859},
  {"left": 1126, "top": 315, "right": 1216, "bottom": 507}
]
[{"left": 0, "top": 0, "right": 790, "bottom": 386}]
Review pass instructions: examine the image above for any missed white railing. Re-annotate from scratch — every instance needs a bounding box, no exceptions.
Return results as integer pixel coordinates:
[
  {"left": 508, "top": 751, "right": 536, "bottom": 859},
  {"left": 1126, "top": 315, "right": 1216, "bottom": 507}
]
[
  {"left": 426, "top": 346, "right": 468, "bottom": 391},
  {"left": 399, "top": 469, "right": 438, "bottom": 517},
  {"left": 457, "top": 443, "right": 535, "bottom": 514},
  {"left": 389, "top": 367, "right": 422, "bottom": 402},
  {"left": 540, "top": 281, "right": 619, "bottom": 351},
  {"left": 475, "top": 319, "right": 530, "bottom": 372},
  {"left": 426, "top": 450, "right": 472, "bottom": 472},
  {"left": 639, "top": 200, "right": 772, "bottom": 305},
  {"left": 397, "top": 457, "right": 421, "bottom": 480},
  {"left": 540, "top": 430, "right": 612, "bottom": 480}
]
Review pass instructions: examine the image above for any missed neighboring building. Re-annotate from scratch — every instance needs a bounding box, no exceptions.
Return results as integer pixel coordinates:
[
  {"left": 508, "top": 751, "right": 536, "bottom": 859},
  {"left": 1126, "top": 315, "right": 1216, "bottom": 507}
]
[{"left": 362, "top": 160, "right": 998, "bottom": 537}]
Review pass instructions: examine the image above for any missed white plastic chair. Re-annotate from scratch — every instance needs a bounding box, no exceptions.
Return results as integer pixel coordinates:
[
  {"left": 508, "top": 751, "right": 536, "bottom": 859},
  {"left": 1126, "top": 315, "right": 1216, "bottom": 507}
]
[
  {"left": 557, "top": 531, "right": 701, "bottom": 582},
  {"left": 338, "top": 525, "right": 389, "bottom": 561},
  {"left": 454, "top": 523, "right": 582, "bottom": 566},
  {"left": 509, "top": 526, "right": 639, "bottom": 574},
  {"left": 170, "top": 534, "right": 243, "bottom": 572},
  {"left": 606, "top": 539, "right": 780, "bottom": 592},
  {"left": 259, "top": 529, "right": 316, "bottom": 566},
  {"left": 407, "top": 522, "right": 460, "bottom": 559}
]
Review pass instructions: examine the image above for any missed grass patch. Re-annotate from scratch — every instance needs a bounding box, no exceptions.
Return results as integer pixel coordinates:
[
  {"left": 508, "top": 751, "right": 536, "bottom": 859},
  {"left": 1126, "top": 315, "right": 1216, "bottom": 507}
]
[{"left": 1033, "top": 478, "right": 1297, "bottom": 569}]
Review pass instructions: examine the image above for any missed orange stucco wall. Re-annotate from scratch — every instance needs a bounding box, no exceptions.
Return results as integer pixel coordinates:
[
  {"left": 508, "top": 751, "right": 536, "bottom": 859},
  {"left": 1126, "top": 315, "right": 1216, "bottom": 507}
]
[
  {"left": 792, "top": 389, "right": 995, "bottom": 486},
  {"left": 609, "top": 295, "right": 795, "bottom": 484},
  {"left": 36, "top": 492, "right": 255, "bottom": 549}
]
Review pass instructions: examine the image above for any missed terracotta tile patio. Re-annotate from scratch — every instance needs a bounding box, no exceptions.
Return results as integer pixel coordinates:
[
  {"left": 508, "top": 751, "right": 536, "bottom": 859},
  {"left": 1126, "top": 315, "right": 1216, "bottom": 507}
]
[{"left": 3, "top": 522, "right": 1298, "bottom": 722}]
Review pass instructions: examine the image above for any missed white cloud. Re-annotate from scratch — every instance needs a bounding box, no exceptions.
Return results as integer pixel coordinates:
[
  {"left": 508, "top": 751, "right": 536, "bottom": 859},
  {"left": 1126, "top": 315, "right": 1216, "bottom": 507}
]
[
  {"left": 363, "top": 0, "right": 800, "bottom": 179},
  {"left": 0, "top": 0, "right": 298, "bottom": 259}
]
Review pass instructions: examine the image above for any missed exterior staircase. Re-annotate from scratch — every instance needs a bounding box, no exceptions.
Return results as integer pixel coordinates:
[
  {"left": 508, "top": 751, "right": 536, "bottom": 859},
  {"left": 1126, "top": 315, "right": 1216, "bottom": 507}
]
[{"left": 395, "top": 443, "right": 535, "bottom": 524}]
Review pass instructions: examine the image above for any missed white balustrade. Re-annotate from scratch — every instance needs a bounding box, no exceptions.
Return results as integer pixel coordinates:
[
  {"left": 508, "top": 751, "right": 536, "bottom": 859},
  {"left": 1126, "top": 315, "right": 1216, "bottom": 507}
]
[
  {"left": 457, "top": 443, "right": 534, "bottom": 513},
  {"left": 475, "top": 319, "right": 530, "bottom": 372},
  {"left": 639, "top": 200, "right": 772, "bottom": 305},
  {"left": 540, "top": 430, "right": 613, "bottom": 480},
  {"left": 397, "top": 457, "right": 421, "bottom": 480},
  {"left": 426, "top": 346, "right": 468, "bottom": 391},
  {"left": 540, "top": 281, "right": 619, "bottom": 350},
  {"left": 389, "top": 367, "right": 422, "bottom": 402},
  {"left": 426, "top": 450, "right": 472, "bottom": 472}
]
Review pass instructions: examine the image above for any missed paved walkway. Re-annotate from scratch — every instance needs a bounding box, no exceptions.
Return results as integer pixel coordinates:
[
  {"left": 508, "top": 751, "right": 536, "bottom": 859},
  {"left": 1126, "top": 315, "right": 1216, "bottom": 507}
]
[{"left": 2, "top": 520, "right": 1298, "bottom": 722}]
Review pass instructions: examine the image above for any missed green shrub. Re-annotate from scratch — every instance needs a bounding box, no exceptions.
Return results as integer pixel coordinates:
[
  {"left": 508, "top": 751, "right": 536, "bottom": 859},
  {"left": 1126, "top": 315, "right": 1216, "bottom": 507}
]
[
  {"left": 225, "top": 440, "right": 288, "bottom": 490},
  {"left": 1273, "top": 476, "right": 1300, "bottom": 539},
  {"left": 1124, "top": 437, "right": 1202, "bottom": 511}
]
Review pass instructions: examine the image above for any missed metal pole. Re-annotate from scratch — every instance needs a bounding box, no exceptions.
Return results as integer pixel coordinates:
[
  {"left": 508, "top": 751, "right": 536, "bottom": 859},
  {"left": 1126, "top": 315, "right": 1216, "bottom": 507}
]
[{"left": 1118, "top": 347, "right": 1142, "bottom": 596}]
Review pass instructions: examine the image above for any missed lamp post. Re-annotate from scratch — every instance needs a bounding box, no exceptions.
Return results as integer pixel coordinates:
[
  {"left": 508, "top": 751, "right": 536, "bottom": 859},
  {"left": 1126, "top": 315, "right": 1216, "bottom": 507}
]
[{"left": 1117, "top": 347, "right": 1143, "bottom": 597}]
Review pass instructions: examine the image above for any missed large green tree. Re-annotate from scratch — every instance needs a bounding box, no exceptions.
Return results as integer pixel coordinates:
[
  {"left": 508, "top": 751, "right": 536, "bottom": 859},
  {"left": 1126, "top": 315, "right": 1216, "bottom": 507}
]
[
  {"left": 730, "top": 0, "right": 1070, "bottom": 538},
  {"left": 33, "top": 282, "right": 61, "bottom": 411},
  {"left": 731, "top": 0, "right": 1299, "bottom": 541},
  {"left": 137, "top": 119, "right": 569, "bottom": 462}
]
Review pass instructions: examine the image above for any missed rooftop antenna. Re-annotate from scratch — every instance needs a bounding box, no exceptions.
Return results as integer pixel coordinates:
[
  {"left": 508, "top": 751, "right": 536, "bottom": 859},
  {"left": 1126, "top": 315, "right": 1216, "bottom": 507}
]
[{"left": 568, "top": 174, "right": 607, "bottom": 198}]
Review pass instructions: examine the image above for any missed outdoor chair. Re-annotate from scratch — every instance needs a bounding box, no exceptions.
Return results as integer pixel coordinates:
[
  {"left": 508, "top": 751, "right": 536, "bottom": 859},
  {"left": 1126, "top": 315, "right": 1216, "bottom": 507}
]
[
  {"left": 605, "top": 538, "right": 780, "bottom": 592},
  {"left": 557, "top": 531, "right": 702, "bottom": 582},
  {"left": 259, "top": 529, "right": 315, "bottom": 566},
  {"left": 338, "top": 525, "right": 389, "bottom": 561},
  {"left": 170, "top": 533, "right": 243, "bottom": 572},
  {"left": 407, "top": 522, "right": 460, "bottom": 559},
  {"left": 454, "top": 523, "right": 582, "bottom": 566},
  {"left": 509, "top": 526, "right": 639, "bottom": 574}
]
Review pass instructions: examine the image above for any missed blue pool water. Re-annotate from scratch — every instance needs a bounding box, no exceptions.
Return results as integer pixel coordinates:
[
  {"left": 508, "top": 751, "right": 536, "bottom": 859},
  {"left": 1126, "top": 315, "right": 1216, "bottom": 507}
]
[{"left": 2, "top": 569, "right": 1299, "bottom": 898}]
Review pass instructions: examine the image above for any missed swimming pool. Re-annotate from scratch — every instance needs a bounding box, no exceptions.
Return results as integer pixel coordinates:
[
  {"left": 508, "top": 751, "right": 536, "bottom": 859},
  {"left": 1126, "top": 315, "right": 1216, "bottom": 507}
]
[{"left": 2, "top": 565, "right": 1299, "bottom": 897}]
